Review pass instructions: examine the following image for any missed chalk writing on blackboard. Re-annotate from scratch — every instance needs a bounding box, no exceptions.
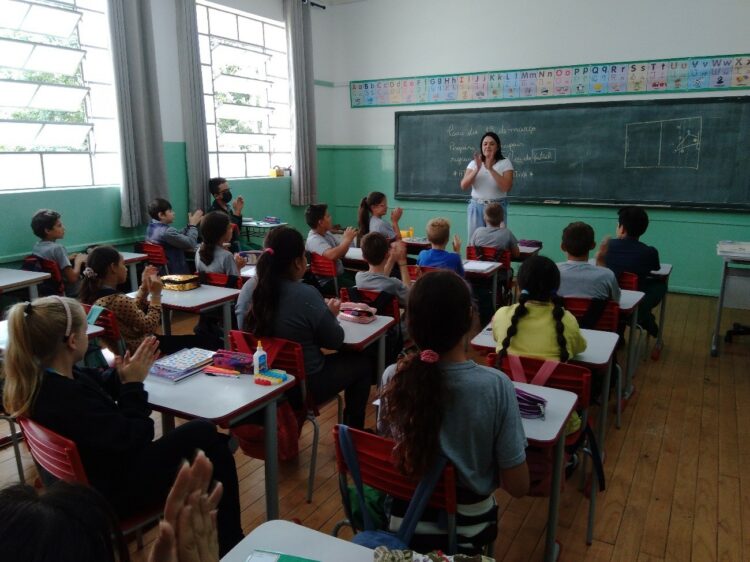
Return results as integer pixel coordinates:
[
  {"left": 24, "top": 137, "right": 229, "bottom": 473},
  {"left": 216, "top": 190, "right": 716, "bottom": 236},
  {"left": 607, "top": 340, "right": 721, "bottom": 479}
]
[{"left": 624, "top": 116, "right": 702, "bottom": 170}]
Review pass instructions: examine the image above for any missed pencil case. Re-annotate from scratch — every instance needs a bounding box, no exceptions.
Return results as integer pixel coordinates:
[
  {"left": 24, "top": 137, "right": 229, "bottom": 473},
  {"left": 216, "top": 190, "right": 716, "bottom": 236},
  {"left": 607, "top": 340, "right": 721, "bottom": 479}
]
[{"left": 213, "top": 350, "right": 254, "bottom": 371}]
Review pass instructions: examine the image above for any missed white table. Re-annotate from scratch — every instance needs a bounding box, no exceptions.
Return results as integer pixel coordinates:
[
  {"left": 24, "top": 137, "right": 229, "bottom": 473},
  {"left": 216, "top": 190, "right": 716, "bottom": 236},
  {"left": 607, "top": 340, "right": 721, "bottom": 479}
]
[
  {"left": 120, "top": 251, "right": 148, "bottom": 291},
  {"left": 0, "top": 268, "right": 50, "bottom": 300},
  {"left": 463, "top": 259, "right": 503, "bottom": 309},
  {"left": 649, "top": 263, "right": 672, "bottom": 356},
  {"left": 241, "top": 265, "right": 257, "bottom": 279},
  {"left": 128, "top": 285, "right": 240, "bottom": 349},
  {"left": 145, "top": 370, "right": 295, "bottom": 520},
  {"left": 344, "top": 247, "right": 365, "bottom": 264},
  {"left": 222, "top": 519, "right": 372, "bottom": 562},
  {"left": 401, "top": 236, "right": 430, "bottom": 255},
  {"left": 0, "top": 320, "right": 104, "bottom": 352},
  {"left": 340, "top": 315, "right": 395, "bottom": 385},
  {"left": 618, "top": 289, "right": 645, "bottom": 399},
  {"left": 515, "top": 382, "right": 577, "bottom": 562},
  {"left": 712, "top": 243, "right": 750, "bottom": 356},
  {"left": 517, "top": 244, "right": 542, "bottom": 260},
  {"left": 241, "top": 220, "right": 287, "bottom": 245}
]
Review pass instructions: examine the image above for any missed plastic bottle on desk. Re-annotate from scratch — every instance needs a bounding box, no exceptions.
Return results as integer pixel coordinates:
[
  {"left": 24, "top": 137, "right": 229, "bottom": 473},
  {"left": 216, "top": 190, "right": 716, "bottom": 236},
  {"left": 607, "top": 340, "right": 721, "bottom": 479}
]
[{"left": 253, "top": 340, "right": 268, "bottom": 375}]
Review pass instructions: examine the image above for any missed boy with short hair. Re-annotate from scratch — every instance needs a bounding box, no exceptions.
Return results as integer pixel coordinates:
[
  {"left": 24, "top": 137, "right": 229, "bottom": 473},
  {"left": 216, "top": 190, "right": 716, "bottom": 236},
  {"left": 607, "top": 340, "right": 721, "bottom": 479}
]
[
  {"left": 417, "top": 217, "right": 464, "bottom": 276},
  {"left": 304, "top": 203, "right": 357, "bottom": 288},
  {"left": 30, "top": 209, "right": 87, "bottom": 296},
  {"left": 468, "top": 202, "right": 520, "bottom": 259},
  {"left": 355, "top": 232, "right": 410, "bottom": 306},
  {"left": 145, "top": 197, "right": 203, "bottom": 274},
  {"left": 208, "top": 177, "right": 244, "bottom": 252},
  {"left": 557, "top": 221, "right": 620, "bottom": 301},
  {"left": 603, "top": 206, "right": 664, "bottom": 336}
]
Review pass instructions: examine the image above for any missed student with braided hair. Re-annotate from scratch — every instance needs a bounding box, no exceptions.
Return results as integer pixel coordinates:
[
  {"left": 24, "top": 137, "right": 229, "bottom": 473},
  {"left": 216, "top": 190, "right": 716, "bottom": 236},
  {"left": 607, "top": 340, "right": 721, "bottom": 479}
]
[{"left": 492, "top": 255, "right": 586, "bottom": 361}]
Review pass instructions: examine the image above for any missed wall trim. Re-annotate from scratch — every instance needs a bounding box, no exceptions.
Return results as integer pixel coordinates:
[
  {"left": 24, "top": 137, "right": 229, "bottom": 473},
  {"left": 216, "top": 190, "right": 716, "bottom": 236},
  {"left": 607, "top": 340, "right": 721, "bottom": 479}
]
[{"left": 318, "top": 144, "right": 394, "bottom": 150}]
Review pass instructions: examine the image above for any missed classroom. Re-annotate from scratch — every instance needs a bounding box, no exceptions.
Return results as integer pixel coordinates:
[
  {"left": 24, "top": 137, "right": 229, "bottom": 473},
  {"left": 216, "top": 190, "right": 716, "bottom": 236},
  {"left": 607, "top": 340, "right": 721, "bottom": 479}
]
[{"left": 1, "top": 0, "right": 750, "bottom": 560}]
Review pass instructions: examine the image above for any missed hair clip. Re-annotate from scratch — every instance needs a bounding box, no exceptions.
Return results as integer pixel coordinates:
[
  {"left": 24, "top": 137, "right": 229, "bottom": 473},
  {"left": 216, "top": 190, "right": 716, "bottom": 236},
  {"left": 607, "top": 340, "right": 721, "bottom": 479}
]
[
  {"left": 419, "top": 349, "right": 440, "bottom": 364},
  {"left": 83, "top": 267, "right": 97, "bottom": 279},
  {"left": 24, "top": 302, "right": 33, "bottom": 316},
  {"left": 263, "top": 247, "right": 275, "bottom": 256},
  {"left": 520, "top": 289, "right": 529, "bottom": 296}
]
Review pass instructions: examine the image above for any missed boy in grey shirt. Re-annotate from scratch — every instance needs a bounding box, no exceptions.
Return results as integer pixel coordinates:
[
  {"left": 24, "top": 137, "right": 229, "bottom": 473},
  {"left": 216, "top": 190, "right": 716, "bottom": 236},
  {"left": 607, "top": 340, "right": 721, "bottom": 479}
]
[
  {"left": 468, "top": 202, "right": 520, "bottom": 259},
  {"left": 557, "top": 221, "right": 620, "bottom": 301},
  {"left": 30, "top": 209, "right": 87, "bottom": 296},
  {"left": 355, "top": 232, "right": 410, "bottom": 306}
]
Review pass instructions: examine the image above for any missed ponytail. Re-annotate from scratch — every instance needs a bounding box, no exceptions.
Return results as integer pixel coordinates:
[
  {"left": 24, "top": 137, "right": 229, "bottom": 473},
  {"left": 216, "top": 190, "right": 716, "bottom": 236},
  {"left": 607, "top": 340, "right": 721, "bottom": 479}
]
[
  {"left": 79, "top": 246, "right": 120, "bottom": 305},
  {"left": 499, "top": 292, "right": 530, "bottom": 358},
  {"left": 357, "top": 191, "right": 386, "bottom": 241},
  {"left": 551, "top": 294, "right": 570, "bottom": 362},
  {"left": 2, "top": 297, "right": 86, "bottom": 417}
]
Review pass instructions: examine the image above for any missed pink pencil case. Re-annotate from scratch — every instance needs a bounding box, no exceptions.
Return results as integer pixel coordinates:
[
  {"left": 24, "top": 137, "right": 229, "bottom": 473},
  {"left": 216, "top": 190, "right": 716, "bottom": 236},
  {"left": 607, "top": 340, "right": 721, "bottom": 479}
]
[{"left": 338, "top": 302, "right": 377, "bottom": 324}]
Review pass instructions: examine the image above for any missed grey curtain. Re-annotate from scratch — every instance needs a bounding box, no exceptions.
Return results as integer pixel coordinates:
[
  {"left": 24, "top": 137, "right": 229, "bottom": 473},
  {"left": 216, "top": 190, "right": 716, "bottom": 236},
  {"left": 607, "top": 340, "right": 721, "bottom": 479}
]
[
  {"left": 108, "top": 0, "right": 168, "bottom": 227},
  {"left": 284, "top": 0, "right": 317, "bottom": 206},
  {"left": 175, "top": 0, "right": 211, "bottom": 212}
]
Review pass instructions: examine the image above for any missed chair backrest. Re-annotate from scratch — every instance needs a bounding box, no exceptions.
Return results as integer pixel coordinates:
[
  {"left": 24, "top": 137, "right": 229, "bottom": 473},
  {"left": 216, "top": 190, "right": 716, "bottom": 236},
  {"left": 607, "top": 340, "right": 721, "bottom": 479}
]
[
  {"left": 340, "top": 287, "right": 400, "bottom": 323},
  {"left": 333, "top": 424, "right": 456, "bottom": 513},
  {"left": 18, "top": 417, "right": 89, "bottom": 484},
  {"left": 22, "top": 255, "right": 65, "bottom": 296},
  {"left": 406, "top": 264, "right": 421, "bottom": 282},
  {"left": 618, "top": 271, "right": 639, "bottom": 291},
  {"left": 466, "top": 246, "right": 511, "bottom": 269},
  {"left": 135, "top": 241, "right": 169, "bottom": 268},
  {"left": 309, "top": 253, "right": 337, "bottom": 278},
  {"left": 489, "top": 353, "right": 591, "bottom": 409},
  {"left": 563, "top": 297, "right": 620, "bottom": 332},
  {"left": 230, "top": 328, "right": 307, "bottom": 380},
  {"left": 198, "top": 271, "right": 243, "bottom": 289},
  {"left": 81, "top": 303, "right": 126, "bottom": 355}
]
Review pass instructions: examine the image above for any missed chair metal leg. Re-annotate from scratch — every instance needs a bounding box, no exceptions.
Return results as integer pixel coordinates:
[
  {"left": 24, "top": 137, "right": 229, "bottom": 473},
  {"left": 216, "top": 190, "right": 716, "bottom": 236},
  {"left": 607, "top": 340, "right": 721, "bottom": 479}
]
[
  {"left": 307, "top": 415, "right": 320, "bottom": 503},
  {"left": 615, "top": 365, "right": 623, "bottom": 429},
  {"left": 3, "top": 417, "right": 26, "bottom": 484},
  {"left": 331, "top": 519, "right": 353, "bottom": 537},
  {"left": 336, "top": 395, "right": 344, "bottom": 424}
]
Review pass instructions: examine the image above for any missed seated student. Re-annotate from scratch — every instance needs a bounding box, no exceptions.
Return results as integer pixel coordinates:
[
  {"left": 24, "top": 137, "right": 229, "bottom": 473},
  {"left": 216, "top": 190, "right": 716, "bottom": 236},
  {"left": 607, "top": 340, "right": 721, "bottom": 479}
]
[
  {"left": 602, "top": 206, "right": 664, "bottom": 336},
  {"left": 304, "top": 203, "right": 357, "bottom": 288},
  {"left": 2, "top": 297, "right": 244, "bottom": 556},
  {"left": 195, "top": 211, "right": 245, "bottom": 276},
  {"left": 557, "top": 221, "right": 621, "bottom": 301},
  {"left": 208, "top": 177, "right": 244, "bottom": 253},
  {"left": 145, "top": 197, "right": 203, "bottom": 274},
  {"left": 358, "top": 191, "right": 403, "bottom": 243},
  {"left": 355, "top": 232, "right": 409, "bottom": 307},
  {"left": 379, "top": 270, "right": 528, "bottom": 554},
  {"left": 30, "top": 209, "right": 87, "bottom": 297},
  {"left": 235, "top": 226, "right": 372, "bottom": 428},
  {"left": 493, "top": 255, "right": 587, "bottom": 361},
  {"left": 417, "top": 217, "right": 465, "bottom": 276},
  {"left": 468, "top": 202, "right": 520, "bottom": 259}
]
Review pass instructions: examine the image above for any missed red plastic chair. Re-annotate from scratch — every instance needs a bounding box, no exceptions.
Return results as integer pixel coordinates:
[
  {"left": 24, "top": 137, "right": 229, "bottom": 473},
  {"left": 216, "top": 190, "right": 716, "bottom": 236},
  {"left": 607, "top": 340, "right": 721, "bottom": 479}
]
[
  {"left": 406, "top": 264, "right": 422, "bottom": 283},
  {"left": 17, "top": 417, "right": 161, "bottom": 548},
  {"left": 229, "top": 330, "right": 342, "bottom": 503},
  {"left": 332, "top": 424, "right": 467, "bottom": 554},
  {"left": 617, "top": 271, "right": 639, "bottom": 291},
  {"left": 309, "top": 253, "right": 339, "bottom": 295},
  {"left": 339, "top": 287, "right": 400, "bottom": 325},
  {"left": 22, "top": 255, "right": 65, "bottom": 296},
  {"left": 488, "top": 353, "right": 602, "bottom": 545},
  {"left": 135, "top": 241, "right": 169, "bottom": 274},
  {"left": 198, "top": 271, "right": 243, "bottom": 289}
]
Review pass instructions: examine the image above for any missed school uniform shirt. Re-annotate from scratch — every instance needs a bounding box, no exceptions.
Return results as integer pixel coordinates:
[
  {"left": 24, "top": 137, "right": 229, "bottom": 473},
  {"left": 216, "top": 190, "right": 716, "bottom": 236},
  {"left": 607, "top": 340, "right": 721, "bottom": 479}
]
[
  {"left": 605, "top": 237, "right": 660, "bottom": 282},
  {"left": 417, "top": 248, "right": 465, "bottom": 276},
  {"left": 195, "top": 246, "right": 240, "bottom": 276},
  {"left": 208, "top": 200, "right": 242, "bottom": 252},
  {"left": 557, "top": 260, "right": 621, "bottom": 301},
  {"left": 369, "top": 216, "right": 397, "bottom": 240},
  {"left": 492, "top": 301, "right": 587, "bottom": 360},
  {"left": 468, "top": 226, "right": 519, "bottom": 251},
  {"left": 145, "top": 220, "right": 199, "bottom": 274},
  {"left": 31, "top": 366, "right": 153, "bottom": 502},
  {"left": 94, "top": 287, "right": 162, "bottom": 354},
  {"left": 466, "top": 158, "right": 514, "bottom": 201},
  {"left": 354, "top": 271, "right": 409, "bottom": 306},
  {"left": 305, "top": 229, "right": 344, "bottom": 276},
  {"left": 32, "top": 240, "right": 79, "bottom": 296}
]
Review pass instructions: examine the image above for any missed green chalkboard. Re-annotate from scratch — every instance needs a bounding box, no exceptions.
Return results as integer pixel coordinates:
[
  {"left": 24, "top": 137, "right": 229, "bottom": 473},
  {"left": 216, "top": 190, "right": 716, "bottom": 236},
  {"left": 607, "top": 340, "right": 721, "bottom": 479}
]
[{"left": 395, "top": 96, "right": 750, "bottom": 210}]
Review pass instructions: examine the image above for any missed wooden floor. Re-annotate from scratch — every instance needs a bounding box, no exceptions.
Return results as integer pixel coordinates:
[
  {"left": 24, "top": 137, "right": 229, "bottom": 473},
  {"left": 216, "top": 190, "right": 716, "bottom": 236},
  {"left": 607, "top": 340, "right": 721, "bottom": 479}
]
[{"left": 1, "top": 293, "right": 749, "bottom": 561}]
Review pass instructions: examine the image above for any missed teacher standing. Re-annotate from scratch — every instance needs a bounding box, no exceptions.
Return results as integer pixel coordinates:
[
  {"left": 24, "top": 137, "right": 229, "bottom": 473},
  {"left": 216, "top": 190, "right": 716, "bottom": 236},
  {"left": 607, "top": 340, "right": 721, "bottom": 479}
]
[{"left": 460, "top": 131, "right": 514, "bottom": 241}]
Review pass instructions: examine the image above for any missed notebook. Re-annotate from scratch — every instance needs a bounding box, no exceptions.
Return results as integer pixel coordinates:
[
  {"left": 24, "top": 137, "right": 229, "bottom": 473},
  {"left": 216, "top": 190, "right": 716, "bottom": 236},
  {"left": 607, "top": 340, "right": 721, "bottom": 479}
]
[{"left": 148, "top": 348, "right": 215, "bottom": 383}]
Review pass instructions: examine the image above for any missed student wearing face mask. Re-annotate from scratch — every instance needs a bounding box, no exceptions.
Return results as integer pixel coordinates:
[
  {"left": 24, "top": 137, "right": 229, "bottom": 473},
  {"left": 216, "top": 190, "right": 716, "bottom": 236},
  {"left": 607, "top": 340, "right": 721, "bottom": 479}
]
[{"left": 208, "top": 177, "right": 244, "bottom": 252}]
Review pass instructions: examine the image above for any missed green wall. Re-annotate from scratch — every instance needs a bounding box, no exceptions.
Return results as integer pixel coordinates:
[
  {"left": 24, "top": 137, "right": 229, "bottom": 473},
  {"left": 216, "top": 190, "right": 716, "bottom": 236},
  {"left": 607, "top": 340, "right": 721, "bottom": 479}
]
[
  {"left": 318, "top": 146, "right": 750, "bottom": 296},
  {"left": 4, "top": 141, "right": 748, "bottom": 296}
]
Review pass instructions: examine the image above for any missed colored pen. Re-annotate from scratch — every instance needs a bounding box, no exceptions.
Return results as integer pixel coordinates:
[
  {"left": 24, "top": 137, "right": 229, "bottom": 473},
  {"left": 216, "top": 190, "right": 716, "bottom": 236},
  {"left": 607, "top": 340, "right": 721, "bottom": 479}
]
[{"left": 205, "top": 371, "right": 241, "bottom": 379}]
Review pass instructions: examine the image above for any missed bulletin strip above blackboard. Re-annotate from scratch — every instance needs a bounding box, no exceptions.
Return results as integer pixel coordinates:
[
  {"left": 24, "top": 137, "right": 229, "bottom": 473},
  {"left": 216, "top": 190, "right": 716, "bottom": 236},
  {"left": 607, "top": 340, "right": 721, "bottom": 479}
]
[{"left": 350, "top": 54, "right": 750, "bottom": 108}]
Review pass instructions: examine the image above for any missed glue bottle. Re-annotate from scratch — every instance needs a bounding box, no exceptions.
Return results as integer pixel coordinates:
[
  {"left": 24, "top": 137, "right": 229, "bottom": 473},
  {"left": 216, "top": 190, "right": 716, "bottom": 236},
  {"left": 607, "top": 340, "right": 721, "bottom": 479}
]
[{"left": 253, "top": 340, "right": 268, "bottom": 375}]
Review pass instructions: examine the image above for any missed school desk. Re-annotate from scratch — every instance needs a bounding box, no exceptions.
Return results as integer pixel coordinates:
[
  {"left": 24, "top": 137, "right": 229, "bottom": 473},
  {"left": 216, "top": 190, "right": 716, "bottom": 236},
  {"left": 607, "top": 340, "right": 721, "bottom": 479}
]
[
  {"left": 119, "top": 251, "right": 148, "bottom": 291},
  {"left": 618, "top": 289, "right": 645, "bottom": 400},
  {"left": 711, "top": 242, "right": 750, "bottom": 357},
  {"left": 240, "top": 219, "right": 287, "bottom": 244},
  {"left": 339, "top": 314, "right": 395, "bottom": 386},
  {"left": 517, "top": 243, "right": 542, "bottom": 261},
  {"left": 144, "top": 370, "right": 295, "bottom": 520},
  {"left": 128, "top": 285, "right": 240, "bottom": 349},
  {"left": 649, "top": 263, "right": 673, "bottom": 359},
  {"left": 222, "top": 519, "right": 372, "bottom": 562},
  {"left": 0, "top": 267, "right": 50, "bottom": 300},
  {"left": 463, "top": 259, "right": 503, "bottom": 308},
  {"left": 401, "top": 236, "right": 431, "bottom": 256}
]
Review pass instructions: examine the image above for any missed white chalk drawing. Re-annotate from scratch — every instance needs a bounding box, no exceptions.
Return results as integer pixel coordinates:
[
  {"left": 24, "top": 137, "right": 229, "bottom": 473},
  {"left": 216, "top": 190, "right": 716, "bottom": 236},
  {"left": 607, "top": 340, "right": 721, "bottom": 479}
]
[
  {"left": 624, "top": 116, "right": 702, "bottom": 169},
  {"left": 531, "top": 148, "right": 556, "bottom": 163}
]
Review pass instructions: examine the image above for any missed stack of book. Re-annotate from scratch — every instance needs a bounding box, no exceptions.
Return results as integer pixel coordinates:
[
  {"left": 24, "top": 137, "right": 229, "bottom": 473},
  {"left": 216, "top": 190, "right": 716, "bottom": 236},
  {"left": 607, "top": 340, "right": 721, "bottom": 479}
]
[{"left": 149, "top": 348, "right": 216, "bottom": 382}]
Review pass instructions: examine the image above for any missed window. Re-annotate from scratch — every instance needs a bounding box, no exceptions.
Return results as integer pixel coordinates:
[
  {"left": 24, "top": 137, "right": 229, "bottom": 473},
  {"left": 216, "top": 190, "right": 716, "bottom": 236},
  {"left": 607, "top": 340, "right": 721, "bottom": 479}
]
[
  {"left": 0, "top": 0, "right": 121, "bottom": 191},
  {"left": 196, "top": 0, "right": 292, "bottom": 179}
]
